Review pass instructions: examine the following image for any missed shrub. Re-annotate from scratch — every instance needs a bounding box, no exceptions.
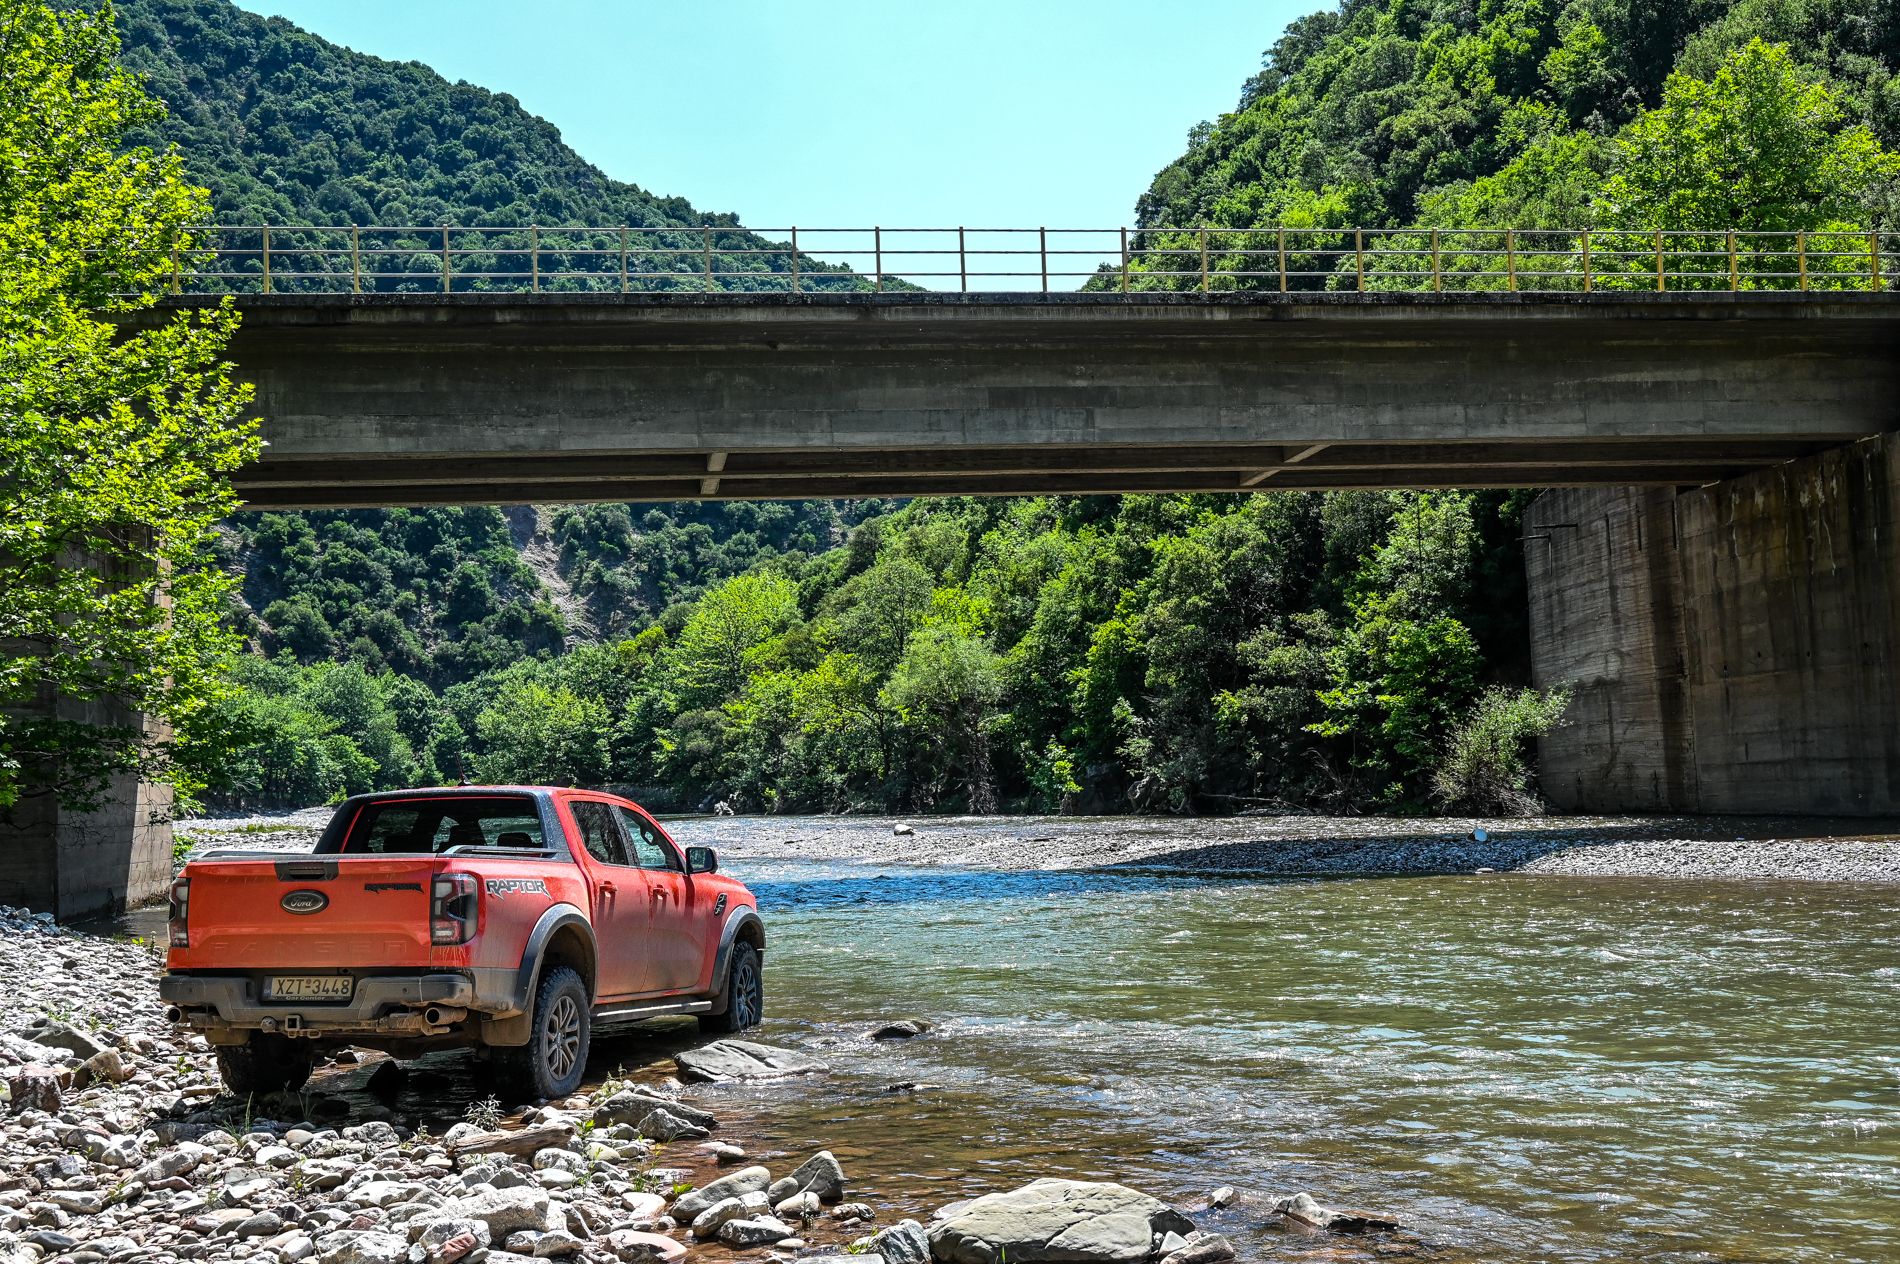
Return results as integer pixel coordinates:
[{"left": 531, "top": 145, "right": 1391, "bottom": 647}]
[{"left": 1432, "top": 686, "right": 1572, "bottom": 816}]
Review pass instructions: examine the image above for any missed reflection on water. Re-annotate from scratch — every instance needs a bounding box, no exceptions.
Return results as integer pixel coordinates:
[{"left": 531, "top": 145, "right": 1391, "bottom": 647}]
[{"left": 120, "top": 831, "right": 1900, "bottom": 1262}]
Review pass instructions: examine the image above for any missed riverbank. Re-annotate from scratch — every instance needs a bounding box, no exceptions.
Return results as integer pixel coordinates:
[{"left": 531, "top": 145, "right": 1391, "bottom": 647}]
[
  {"left": 176, "top": 808, "right": 1900, "bottom": 883},
  {"left": 0, "top": 903, "right": 1260, "bottom": 1264}
]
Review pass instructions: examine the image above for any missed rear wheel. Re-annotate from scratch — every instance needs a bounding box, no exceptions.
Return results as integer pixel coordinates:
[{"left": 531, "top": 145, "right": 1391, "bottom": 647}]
[
  {"left": 492, "top": 965, "right": 590, "bottom": 1100},
  {"left": 215, "top": 1034, "right": 314, "bottom": 1097},
  {"left": 699, "top": 940, "right": 763, "bottom": 1033}
]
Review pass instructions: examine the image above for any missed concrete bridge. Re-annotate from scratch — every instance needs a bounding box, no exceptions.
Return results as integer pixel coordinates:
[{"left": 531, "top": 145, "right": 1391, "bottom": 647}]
[
  {"left": 157, "top": 290, "right": 1895, "bottom": 508},
  {"left": 12, "top": 286, "right": 1900, "bottom": 918}
]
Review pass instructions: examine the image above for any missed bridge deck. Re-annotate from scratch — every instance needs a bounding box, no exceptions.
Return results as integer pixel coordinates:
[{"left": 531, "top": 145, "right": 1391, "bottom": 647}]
[{"left": 139, "top": 291, "right": 1900, "bottom": 508}]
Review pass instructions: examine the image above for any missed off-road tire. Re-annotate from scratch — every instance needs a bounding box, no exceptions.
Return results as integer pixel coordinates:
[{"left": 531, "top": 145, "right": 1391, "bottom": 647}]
[
  {"left": 215, "top": 1034, "right": 314, "bottom": 1097},
  {"left": 491, "top": 965, "right": 590, "bottom": 1100},
  {"left": 699, "top": 940, "right": 763, "bottom": 1033}
]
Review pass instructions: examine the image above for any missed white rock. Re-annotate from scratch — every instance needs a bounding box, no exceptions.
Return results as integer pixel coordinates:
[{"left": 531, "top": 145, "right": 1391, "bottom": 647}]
[
  {"left": 775, "top": 1191, "right": 820, "bottom": 1220},
  {"left": 718, "top": 1215, "right": 794, "bottom": 1246},
  {"left": 691, "top": 1192, "right": 769, "bottom": 1239},
  {"left": 671, "top": 1165, "right": 771, "bottom": 1220},
  {"left": 315, "top": 1229, "right": 409, "bottom": 1264}
]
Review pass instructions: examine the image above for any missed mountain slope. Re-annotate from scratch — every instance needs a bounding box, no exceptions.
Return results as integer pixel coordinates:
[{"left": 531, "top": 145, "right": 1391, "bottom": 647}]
[{"left": 1134, "top": 0, "right": 1900, "bottom": 232}]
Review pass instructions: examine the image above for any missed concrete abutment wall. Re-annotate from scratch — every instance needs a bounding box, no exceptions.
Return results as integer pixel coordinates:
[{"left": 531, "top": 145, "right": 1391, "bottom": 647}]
[{"left": 1529, "top": 434, "right": 1900, "bottom": 815}]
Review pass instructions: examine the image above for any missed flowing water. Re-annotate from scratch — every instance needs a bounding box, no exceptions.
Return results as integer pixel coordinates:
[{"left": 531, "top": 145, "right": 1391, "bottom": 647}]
[
  {"left": 666, "top": 851, "right": 1898, "bottom": 1264},
  {"left": 121, "top": 816, "right": 1900, "bottom": 1261}
]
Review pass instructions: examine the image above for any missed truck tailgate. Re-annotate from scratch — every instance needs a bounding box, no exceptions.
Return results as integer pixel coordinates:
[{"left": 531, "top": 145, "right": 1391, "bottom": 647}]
[{"left": 176, "top": 855, "right": 443, "bottom": 968}]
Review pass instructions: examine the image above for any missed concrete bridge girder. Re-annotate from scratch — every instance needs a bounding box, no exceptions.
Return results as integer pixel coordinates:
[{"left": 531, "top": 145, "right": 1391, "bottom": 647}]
[{"left": 127, "top": 290, "right": 1900, "bottom": 510}]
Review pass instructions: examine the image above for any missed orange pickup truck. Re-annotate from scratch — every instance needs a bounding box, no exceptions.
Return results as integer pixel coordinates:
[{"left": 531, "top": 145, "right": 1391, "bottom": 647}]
[{"left": 161, "top": 787, "right": 765, "bottom": 1100}]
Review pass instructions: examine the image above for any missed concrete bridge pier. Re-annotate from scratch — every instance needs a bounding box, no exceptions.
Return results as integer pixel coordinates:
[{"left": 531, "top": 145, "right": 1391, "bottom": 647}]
[
  {"left": 0, "top": 686, "right": 175, "bottom": 922},
  {"left": 1528, "top": 433, "right": 1900, "bottom": 815}
]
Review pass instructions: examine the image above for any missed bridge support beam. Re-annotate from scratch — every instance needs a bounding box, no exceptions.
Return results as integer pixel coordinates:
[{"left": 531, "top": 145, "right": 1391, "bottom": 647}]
[{"left": 1528, "top": 433, "right": 1900, "bottom": 815}]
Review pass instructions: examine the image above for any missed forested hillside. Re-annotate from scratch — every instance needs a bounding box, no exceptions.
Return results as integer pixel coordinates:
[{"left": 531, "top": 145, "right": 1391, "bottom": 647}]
[
  {"left": 104, "top": 0, "right": 1899, "bottom": 815},
  {"left": 1135, "top": 0, "right": 1900, "bottom": 234}
]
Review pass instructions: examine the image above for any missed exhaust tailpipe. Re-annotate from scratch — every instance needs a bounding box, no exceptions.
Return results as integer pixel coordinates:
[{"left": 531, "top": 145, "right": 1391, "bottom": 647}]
[
  {"left": 164, "top": 1006, "right": 183, "bottom": 1024},
  {"left": 422, "top": 1006, "right": 467, "bottom": 1028}
]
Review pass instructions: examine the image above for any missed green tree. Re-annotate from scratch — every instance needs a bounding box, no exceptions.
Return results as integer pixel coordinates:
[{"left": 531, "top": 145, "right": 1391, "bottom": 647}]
[
  {"left": 0, "top": 0, "right": 257, "bottom": 813},
  {"left": 473, "top": 676, "right": 610, "bottom": 787},
  {"left": 669, "top": 573, "right": 800, "bottom": 709},
  {"left": 883, "top": 622, "right": 1005, "bottom": 812},
  {"left": 1600, "top": 39, "right": 1900, "bottom": 231}
]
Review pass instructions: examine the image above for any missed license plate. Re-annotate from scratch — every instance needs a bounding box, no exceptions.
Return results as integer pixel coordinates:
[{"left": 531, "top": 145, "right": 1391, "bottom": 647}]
[{"left": 264, "top": 976, "right": 353, "bottom": 1002}]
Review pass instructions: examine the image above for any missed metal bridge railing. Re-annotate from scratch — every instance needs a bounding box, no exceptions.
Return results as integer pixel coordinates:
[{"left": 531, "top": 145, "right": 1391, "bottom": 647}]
[{"left": 151, "top": 225, "right": 1899, "bottom": 295}]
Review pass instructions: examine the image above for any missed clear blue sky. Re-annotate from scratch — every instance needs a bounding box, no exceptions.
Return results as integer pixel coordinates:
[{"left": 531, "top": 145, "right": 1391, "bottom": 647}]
[{"left": 238, "top": 1, "right": 1307, "bottom": 232}]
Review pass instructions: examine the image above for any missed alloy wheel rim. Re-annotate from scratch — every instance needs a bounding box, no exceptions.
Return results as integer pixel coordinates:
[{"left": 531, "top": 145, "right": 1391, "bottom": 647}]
[
  {"left": 733, "top": 957, "right": 761, "bottom": 1027},
  {"left": 546, "top": 993, "right": 582, "bottom": 1080}
]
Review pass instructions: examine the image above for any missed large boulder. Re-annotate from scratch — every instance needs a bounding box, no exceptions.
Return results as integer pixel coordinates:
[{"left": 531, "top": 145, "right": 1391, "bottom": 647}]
[
  {"left": 675, "top": 1040, "right": 825, "bottom": 1083},
  {"left": 718, "top": 1216, "right": 794, "bottom": 1247},
  {"left": 632, "top": 1107, "right": 708, "bottom": 1142},
  {"left": 594, "top": 1090, "right": 717, "bottom": 1132},
  {"left": 315, "top": 1231, "right": 410, "bottom": 1264},
  {"left": 928, "top": 1180, "right": 1195, "bottom": 1264},
  {"left": 871, "top": 1219, "right": 932, "bottom": 1264},
  {"left": 1270, "top": 1193, "right": 1399, "bottom": 1234},
  {"left": 690, "top": 1193, "right": 768, "bottom": 1240},
  {"left": 771, "top": 1150, "right": 846, "bottom": 1203},
  {"left": 16, "top": 1020, "right": 107, "bottom": 1060},
  {"left": 601, "top": 1230, "right": 686, "bottom": 1263},
  {"left": 671, "top": 1165, "right": 772, "bottom": 1221},
  {"left": 5, "top": 1066, "right": 61, "bottom": 1115},
  {"left": 435, "top": 1186, "right": 555, "bottom": 1237}
]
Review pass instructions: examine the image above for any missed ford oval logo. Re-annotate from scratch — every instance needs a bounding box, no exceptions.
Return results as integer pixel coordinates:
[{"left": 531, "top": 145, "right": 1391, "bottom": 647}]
[{"left": 281, "top": 889, "right": 328, "bottom": 915}]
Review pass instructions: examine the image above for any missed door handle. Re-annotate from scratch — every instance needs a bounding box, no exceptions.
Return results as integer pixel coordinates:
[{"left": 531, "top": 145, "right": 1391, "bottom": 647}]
[
  {"left": 599, "top": 881, "right": 617, "bottom": 897},
  {"left": 651, "top": 888, "right": 666, "bottom": 903}
]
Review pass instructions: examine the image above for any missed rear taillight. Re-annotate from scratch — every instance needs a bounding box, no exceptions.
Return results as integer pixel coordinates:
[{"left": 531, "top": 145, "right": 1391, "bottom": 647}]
[
  {"left": 431, "top": 873, "right": 478, "bottom": 945},
  {"left": 168, "top": 877, "right": 190, "bottom": 948}
]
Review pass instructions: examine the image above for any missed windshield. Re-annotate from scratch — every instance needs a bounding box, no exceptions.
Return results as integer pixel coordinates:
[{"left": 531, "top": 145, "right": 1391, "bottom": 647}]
[{"left": 335, "top": 796, "right": 548, "bottom": 854}]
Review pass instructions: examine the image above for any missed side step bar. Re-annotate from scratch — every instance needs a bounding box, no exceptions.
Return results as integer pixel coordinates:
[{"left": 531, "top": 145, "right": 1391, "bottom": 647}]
[{"left": 592, "top": 998, "right": 714, "bottom": 1024}]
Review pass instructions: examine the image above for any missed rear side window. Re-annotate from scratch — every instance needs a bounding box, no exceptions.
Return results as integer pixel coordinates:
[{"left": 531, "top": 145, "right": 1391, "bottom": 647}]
[
  {"left": 571, "top": 801, "right": 628, "bottom": 866},
  {"left": 339, "top": 797, "right": 547, "bottom": 854}
]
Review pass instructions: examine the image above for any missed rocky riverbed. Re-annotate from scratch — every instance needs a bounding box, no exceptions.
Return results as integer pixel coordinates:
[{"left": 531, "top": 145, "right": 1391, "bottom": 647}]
[
  {"left": 176, "top": 808, "right": 1900, "bottom": 883},
  {"left": 0, "top": 904, "right": 1272, "bottom": 1264}
]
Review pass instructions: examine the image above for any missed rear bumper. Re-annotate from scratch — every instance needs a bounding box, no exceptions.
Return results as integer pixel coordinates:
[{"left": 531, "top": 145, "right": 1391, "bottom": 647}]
[{"left": 161, "top": 972, "right": 495, "bottom": 1041}]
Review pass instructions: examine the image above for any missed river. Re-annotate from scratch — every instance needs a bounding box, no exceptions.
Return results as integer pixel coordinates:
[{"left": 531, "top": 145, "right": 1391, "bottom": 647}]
[{"left": 152, "top": 811, "right": 1900, "bottom": 1261}]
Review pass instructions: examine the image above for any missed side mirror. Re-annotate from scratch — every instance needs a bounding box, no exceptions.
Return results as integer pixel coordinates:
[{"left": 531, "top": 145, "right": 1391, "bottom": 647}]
[{"left": 686, "top": 846, "right": 718, "bottom": 874}]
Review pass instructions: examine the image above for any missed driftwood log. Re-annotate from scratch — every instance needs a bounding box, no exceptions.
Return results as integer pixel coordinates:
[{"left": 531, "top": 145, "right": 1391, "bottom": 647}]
[{"left": 448, "top": 1121, "right": 577, "bottom": 1162}]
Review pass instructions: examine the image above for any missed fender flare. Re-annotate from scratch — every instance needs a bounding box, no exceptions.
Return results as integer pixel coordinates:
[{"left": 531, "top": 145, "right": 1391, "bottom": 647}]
[
  {"left": 705, "top": 906, "right": 765, "bottom": 1016},
  {"left": 482, "top": 904, "right": 595, "bottom": 1046},
  {"left": 516, "top": 903, "right": 596, "bottom": 1006}
]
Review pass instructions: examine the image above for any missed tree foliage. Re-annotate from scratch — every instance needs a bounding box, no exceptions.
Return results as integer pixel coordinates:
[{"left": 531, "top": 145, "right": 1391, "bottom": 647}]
[
  {"left": 1599, "top": 38, "right": 1900, "bottom": 229},
  {"left": 0, "top": 0, "right": 257, "bottom": 812}
]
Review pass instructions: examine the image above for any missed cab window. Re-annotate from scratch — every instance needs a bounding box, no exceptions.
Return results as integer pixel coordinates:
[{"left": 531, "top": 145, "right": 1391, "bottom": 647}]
[
  {"left": 570, "top": 801, "right": 628, "bottom": 866},
  {"left": 336, "top": 796, "right": 546, "bottom": 854},
  {"left": 615, "top": 806, "right": 680, "bottom": 871}
]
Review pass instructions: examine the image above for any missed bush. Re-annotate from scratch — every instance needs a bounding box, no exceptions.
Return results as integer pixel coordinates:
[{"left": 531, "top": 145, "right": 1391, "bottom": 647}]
[{"left": 1432, "top": 686, "right": 1572, "bottom": 816}]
